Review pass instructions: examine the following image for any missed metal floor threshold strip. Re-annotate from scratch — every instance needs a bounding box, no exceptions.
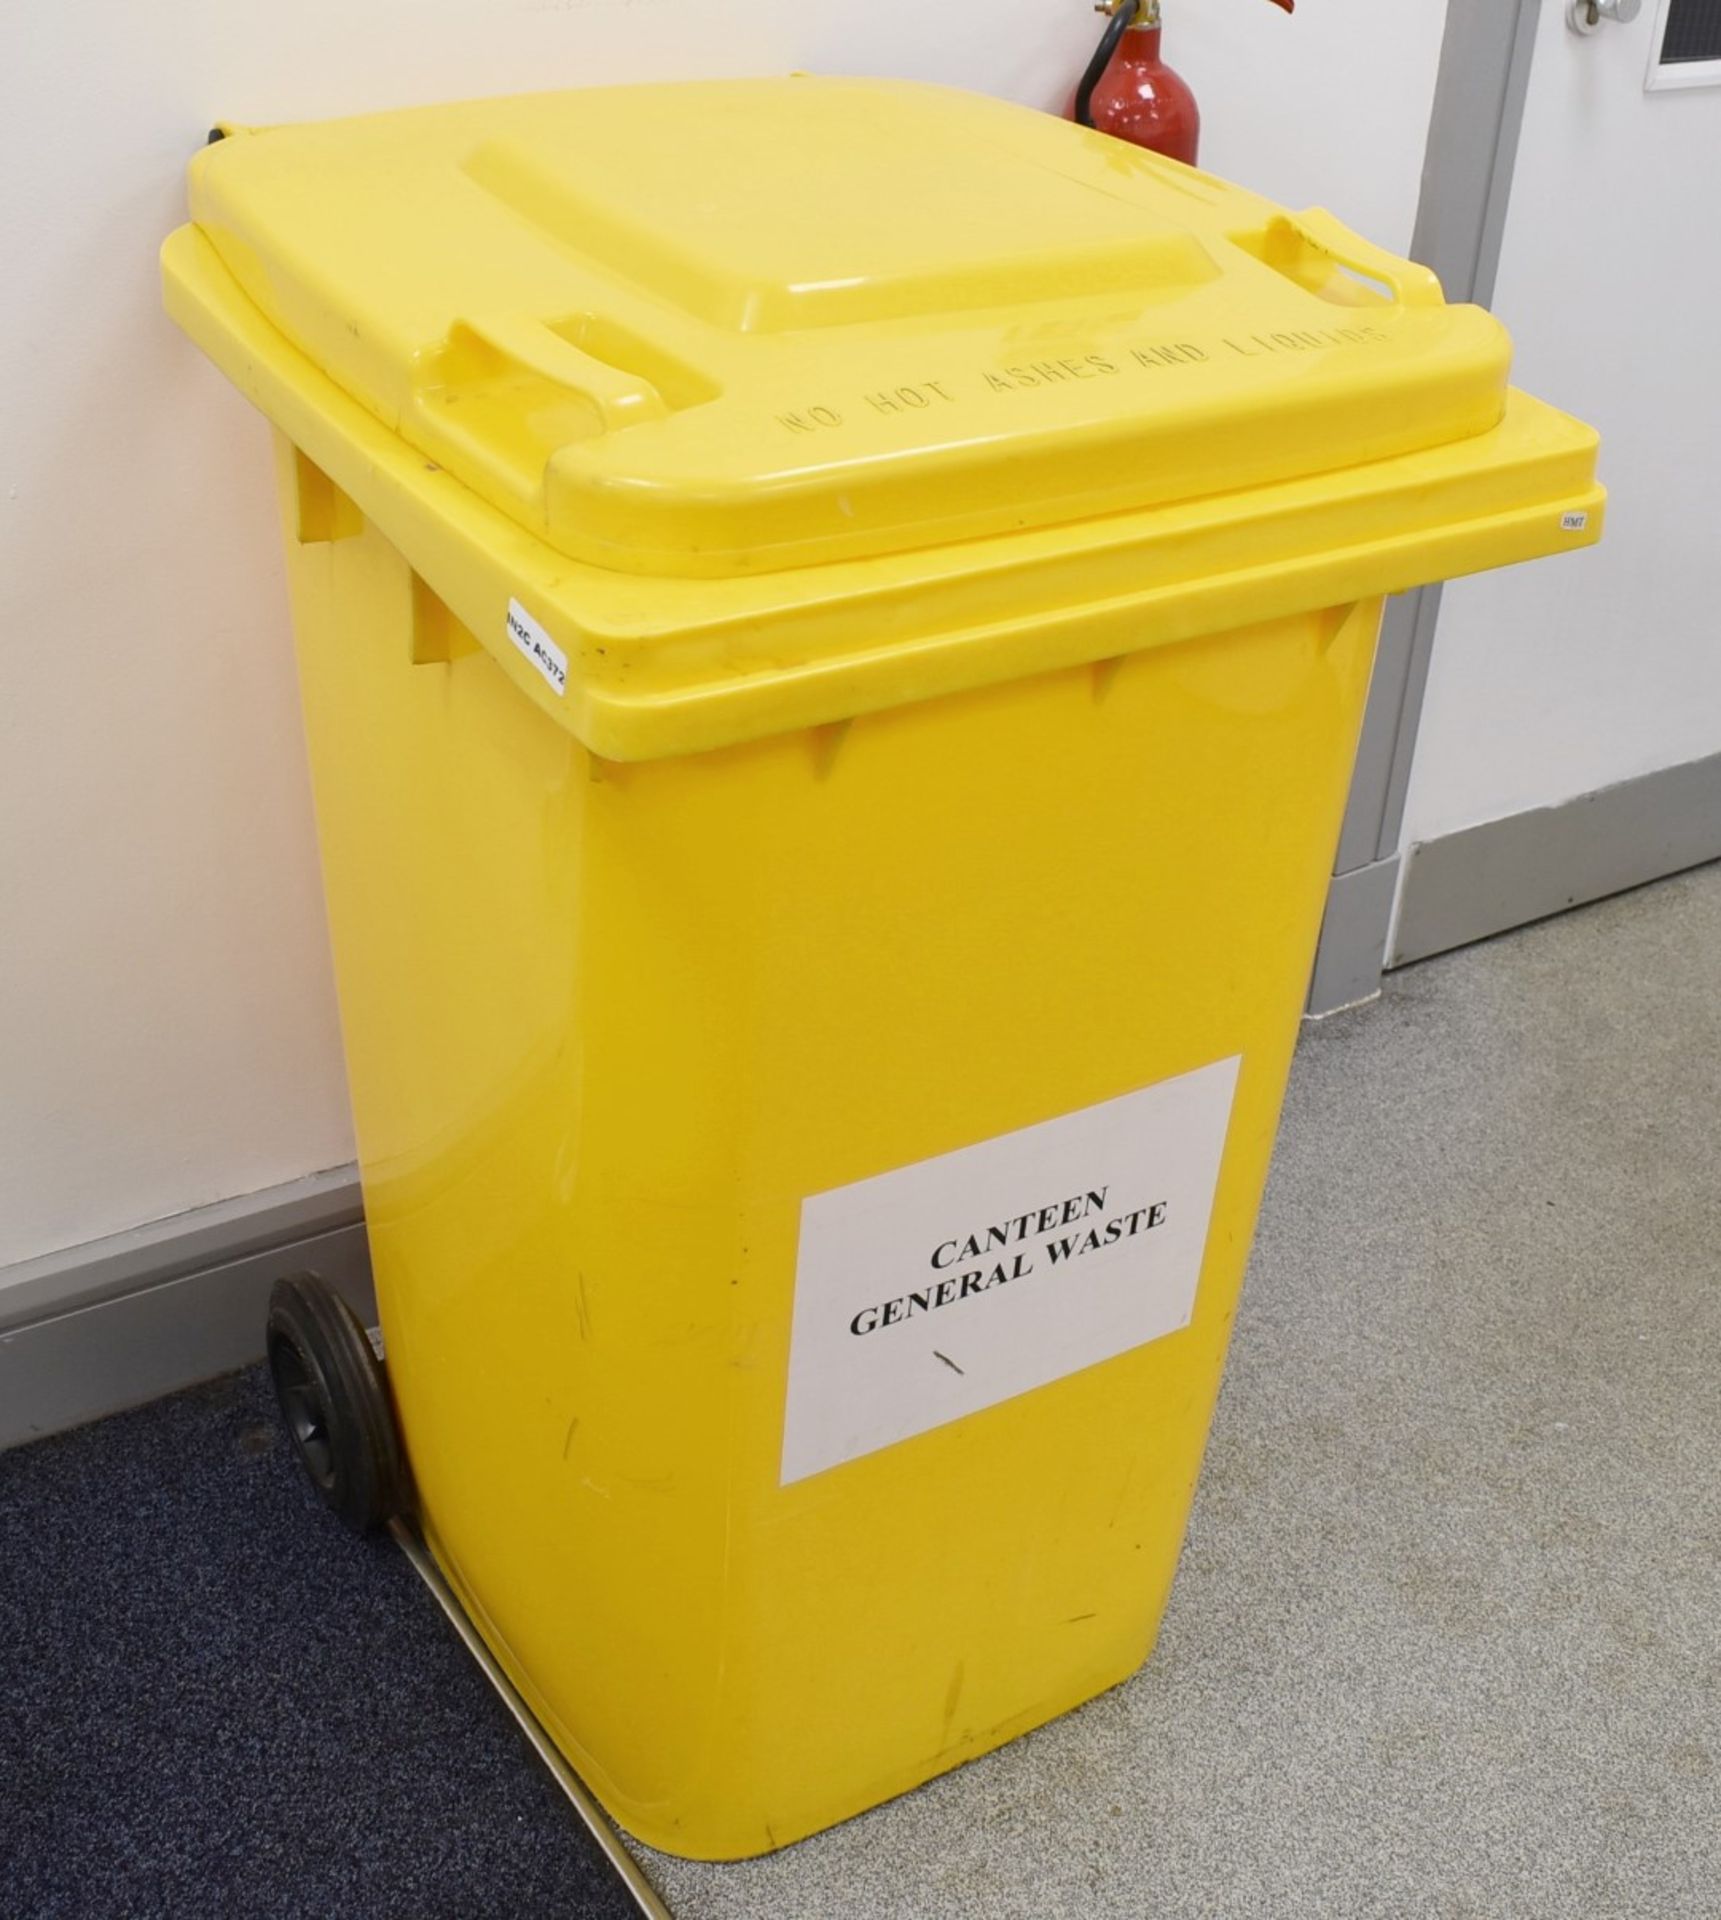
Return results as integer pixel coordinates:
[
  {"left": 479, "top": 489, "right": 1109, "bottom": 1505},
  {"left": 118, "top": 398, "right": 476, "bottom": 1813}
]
[{"left": 390, "top": 1520, "right": 675, "bottom": 1920}]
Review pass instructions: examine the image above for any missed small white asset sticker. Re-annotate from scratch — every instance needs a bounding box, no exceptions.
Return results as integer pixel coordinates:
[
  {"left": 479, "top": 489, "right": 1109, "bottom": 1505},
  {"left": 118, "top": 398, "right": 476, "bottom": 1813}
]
[
  {"left": 1561, "top": 511, "right": 1589, "bottom": 532},
  {"left": 506, "top": 599, "right": 568, "bottom": 696},
  {"left": 780, "top": 1056, "right": 1241, "bottom": 1484}
]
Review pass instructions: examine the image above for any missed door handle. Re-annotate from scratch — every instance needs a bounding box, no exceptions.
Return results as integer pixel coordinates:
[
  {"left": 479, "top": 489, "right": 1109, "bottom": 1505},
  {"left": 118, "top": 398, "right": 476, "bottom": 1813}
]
[{"left": 1568, "top": 0, "right": 1640, "bottom": 34}]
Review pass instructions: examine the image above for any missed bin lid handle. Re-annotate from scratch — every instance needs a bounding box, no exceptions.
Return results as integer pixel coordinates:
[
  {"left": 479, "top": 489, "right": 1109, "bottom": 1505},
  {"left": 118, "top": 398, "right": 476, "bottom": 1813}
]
[
  {"left": 1262, "top": 209, "right": 1446, "bottom": 309},
  {"left": 407, "top": 313, "right": 673, "bottom": 521},
  {"left": 434, "top": 315, "right": 671, "bottom": 432}
]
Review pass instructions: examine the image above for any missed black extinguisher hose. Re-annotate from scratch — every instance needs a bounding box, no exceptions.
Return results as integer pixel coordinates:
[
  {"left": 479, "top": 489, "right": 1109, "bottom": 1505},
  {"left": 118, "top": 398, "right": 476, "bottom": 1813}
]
[{"left": 1074, "top": 2, "right": 1135, "bottom": 129}]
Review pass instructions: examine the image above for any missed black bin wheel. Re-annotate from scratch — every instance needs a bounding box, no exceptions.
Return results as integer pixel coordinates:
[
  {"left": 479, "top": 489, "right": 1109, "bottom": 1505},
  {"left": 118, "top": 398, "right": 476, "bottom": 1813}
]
[{"left": 266, "top": 1273, "right": 402, "bottom": 1534}]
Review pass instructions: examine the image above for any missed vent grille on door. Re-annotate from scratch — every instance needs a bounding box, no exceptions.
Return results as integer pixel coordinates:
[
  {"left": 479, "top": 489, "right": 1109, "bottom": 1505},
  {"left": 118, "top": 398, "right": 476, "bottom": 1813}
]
[{"left": 1661, "top": 0, "right": 1721, "bottom": 62}]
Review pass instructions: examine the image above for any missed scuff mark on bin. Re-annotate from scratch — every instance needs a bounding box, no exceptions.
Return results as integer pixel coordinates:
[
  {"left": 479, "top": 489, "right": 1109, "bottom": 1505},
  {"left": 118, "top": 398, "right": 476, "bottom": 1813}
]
[
  {"left": 942, "top": 1661, "right": 966, "bottom": 1741},
  {"left": 932, "top": 1350, "right": 965, "bottom": 1376},
  {"left": 575, "top": 1272, "right": 592, "bottom": 1342},
  {"left": 808, "top": 719, "right": 850, "bottom": 780},
  {"left": 1107, "top": 1459, "right": 1137, "bottom": 1530},
  {"left": 561, "top": 1415, "right": 580, "bottom": 1460},
  {"left": 1090, "top": 655, "right": 1125, "bottom": 702},
  {"left": 617, "top": 1470, "right": 677, "bottom": 1494}
]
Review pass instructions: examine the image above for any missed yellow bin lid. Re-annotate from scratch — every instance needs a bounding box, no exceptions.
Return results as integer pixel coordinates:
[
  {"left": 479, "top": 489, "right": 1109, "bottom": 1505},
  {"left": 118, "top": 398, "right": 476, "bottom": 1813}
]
[{"left": 165, "top": 78, "right": 1602, "bottom": 756}]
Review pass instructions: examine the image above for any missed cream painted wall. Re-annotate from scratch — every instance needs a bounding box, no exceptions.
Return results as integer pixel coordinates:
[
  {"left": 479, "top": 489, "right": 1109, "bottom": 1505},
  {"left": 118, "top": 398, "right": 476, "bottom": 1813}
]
[
  {"left": 1401, "top": 0, "right": 1721, "bottom": 847},
  {"left": 0, "top": 0, "right": 1448, "bottom": 1273}
]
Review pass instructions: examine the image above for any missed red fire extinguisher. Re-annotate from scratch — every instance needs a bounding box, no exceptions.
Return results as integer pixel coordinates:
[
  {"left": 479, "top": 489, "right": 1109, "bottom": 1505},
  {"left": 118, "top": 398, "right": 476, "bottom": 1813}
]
[{"left": 1070, "top": 0, "right": 1293, "bottom": 167}]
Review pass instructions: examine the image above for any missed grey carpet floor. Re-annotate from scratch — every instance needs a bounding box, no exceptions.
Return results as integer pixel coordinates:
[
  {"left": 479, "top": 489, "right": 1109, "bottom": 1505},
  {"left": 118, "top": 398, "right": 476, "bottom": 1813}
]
[
  {"left": 641, "top": 863, "right": 1721, "bottom": 1920},
  {"left": 4, "top": 865, "right": 1717, "bottom": 1918}
]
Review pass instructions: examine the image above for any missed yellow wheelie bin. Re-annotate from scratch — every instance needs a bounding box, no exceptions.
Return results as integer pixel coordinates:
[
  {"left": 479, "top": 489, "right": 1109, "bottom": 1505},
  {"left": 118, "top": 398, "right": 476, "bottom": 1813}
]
[{"left": 162, "top": 77, "right": 1601, "bottom": 1860}]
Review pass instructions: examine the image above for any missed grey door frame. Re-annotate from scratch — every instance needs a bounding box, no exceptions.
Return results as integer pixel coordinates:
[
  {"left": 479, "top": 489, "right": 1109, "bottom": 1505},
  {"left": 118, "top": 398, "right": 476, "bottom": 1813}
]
[{"left": 1307, "top": 0, "right": 1544, "bottom": 1015}]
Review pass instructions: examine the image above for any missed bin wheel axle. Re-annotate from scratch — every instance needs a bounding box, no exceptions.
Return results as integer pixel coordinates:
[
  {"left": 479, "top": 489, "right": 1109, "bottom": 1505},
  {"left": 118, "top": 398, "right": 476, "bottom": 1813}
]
[{"left": 266, "top": 1273, "right": 403, "bottom": 1534}]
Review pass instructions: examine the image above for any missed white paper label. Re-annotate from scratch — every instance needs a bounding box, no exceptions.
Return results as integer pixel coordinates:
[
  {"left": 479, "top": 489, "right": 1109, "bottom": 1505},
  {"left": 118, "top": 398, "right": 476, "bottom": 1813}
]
[
  {"left": 1561, "top": 511, "right": 1589, "bottom": 532},
  {"left": 780, "top": 1056, "right": 1241, "bottom": 1485},
  {"left": 505, "top": 599, "right": 568, "bottom": 696}
]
